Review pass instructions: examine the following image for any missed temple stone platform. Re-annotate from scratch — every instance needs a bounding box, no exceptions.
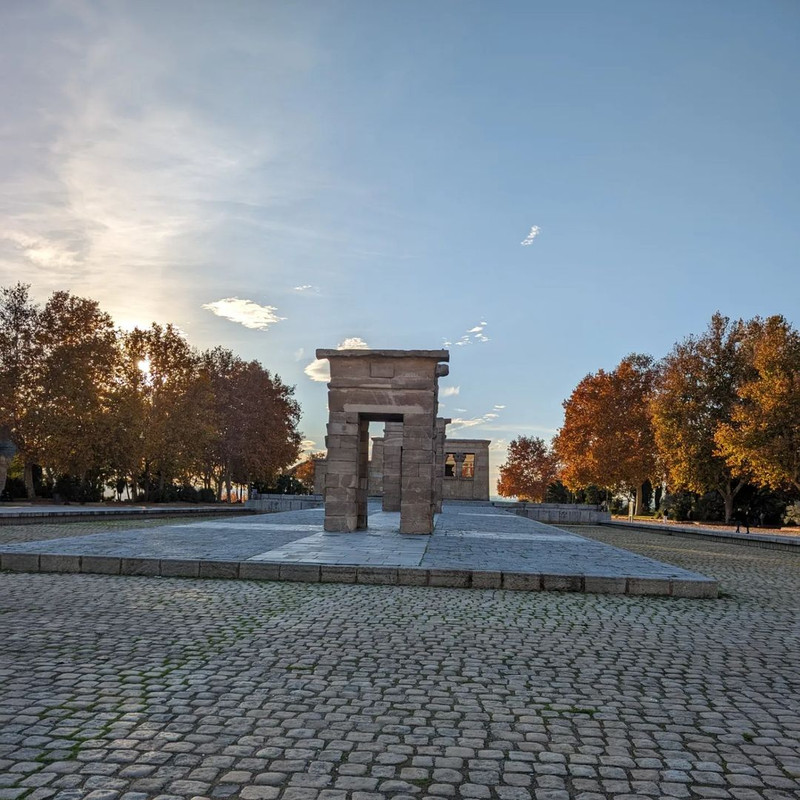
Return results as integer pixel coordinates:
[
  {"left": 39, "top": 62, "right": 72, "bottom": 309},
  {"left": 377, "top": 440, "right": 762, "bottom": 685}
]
[{"left": 0, "top": 504, "right": 717, "bottom": 597}]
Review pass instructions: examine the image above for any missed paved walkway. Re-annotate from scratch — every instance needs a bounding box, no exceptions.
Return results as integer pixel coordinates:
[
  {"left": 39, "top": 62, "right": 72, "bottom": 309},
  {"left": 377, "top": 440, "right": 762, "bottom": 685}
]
[
  {"left": 0, "top": 523, "right": 798, "bottom": 800},
  {"left": 0, "top": 505, "right": 716, "bottom": 597}
]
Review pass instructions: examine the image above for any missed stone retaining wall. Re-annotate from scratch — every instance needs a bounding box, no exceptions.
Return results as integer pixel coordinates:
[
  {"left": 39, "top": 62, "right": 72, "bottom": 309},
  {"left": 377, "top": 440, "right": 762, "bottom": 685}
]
[
  {"left": 495, "top": 502, "right": 611, "bottom": 525},
  {"left": 245, "top": 494, "right": 323, "bottom": 512}
]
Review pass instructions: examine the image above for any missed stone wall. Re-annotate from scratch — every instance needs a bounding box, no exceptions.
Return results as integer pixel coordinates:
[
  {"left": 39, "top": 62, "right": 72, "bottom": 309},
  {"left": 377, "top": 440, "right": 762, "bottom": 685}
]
[
  {"left": 246, "top": 494, "right": 324, "bottom": 512},
  {"left": 496, "top": 502, "right": 611, "bottom": 525},
  {"left": 442, "top": 439, "right": 491, "bottom": 501}
]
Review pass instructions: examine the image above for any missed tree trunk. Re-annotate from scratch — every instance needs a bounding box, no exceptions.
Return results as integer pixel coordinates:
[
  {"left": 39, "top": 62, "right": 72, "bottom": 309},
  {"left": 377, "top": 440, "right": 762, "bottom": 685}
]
[
  {"left": 225, "top": 464, "right": 232, "bottom": 504},
  {"left": 720, "top": 480, "right": 744, "bottom": 524},
  {"left": 634, "top": 483, "right": 644, "bottom": 516},
  {"left": 23, "top": 461, "right": 35, "bottom": 499},
  {"left": 0, "top": 456, "right": 9, "bottom": 498}
]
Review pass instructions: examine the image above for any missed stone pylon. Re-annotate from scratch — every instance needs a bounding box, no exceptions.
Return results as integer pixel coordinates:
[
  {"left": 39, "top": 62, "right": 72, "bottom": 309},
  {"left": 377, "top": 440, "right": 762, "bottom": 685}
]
[{"left": 317, "top": 348, "right": 449, "bottom": 534}]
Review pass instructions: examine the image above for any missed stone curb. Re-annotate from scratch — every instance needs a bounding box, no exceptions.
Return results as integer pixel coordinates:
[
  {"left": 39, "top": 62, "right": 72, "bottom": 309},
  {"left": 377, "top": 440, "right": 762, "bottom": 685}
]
[
  {"left": 603, "top": 520, "right": 800, "bottom": 551},
  {"left": 0, "top": 552, "right": 718, "bottom": 597}
]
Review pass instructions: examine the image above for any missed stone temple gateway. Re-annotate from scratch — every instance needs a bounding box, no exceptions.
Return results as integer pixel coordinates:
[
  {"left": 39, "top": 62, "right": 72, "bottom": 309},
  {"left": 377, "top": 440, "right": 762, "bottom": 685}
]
[{"left": 317, "top": 348, "right": 449, "bottom": 534}]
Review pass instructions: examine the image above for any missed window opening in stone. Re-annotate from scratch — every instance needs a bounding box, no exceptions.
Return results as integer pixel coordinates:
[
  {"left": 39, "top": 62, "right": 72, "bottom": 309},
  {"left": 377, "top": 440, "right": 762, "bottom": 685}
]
[
  {"left": 444, "top": 453, "right": 456, "bottom": 477},
  {"left": 462, "top": 453, "right": 475, "bottom": 479}
]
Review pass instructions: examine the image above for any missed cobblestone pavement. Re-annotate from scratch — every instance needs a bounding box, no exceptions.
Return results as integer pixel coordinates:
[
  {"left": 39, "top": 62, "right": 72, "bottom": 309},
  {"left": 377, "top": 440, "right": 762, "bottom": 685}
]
[{"left": 1, "top": 523, "right": 799, "bottom": 800}]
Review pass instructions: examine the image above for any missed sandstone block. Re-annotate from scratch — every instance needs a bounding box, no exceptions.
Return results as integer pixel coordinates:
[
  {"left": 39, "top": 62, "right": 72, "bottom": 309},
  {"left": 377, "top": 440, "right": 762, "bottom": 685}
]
[
  {"left": 81, "top": 556, "right": 122, "bottom": 575},
  {"left": 1, "top": 552, "right": 39, "bottom": 572},
  {"left": 502, "top": 572, "right": 541, "bottom": 591},
  {"left": 160, "top": 559, "right": 200, "bottom": 578},
  {"left": 240, "top": 562, "right": 281, "bottom": 581},
  {"left": 40, "top": 554, "right": 81, "bottom": 573},
  {"left": 279, "top": 563, "right": 320, "bottom": 582},
  {"left": 198, "top": 560, "right": 239, "bottom": 579}
]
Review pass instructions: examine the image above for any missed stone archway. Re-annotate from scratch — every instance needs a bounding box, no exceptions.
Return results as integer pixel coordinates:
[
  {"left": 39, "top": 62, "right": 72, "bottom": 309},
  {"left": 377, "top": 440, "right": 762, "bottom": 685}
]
[{"left": 316, "top": 348, "right": 449, "bottom": 534}]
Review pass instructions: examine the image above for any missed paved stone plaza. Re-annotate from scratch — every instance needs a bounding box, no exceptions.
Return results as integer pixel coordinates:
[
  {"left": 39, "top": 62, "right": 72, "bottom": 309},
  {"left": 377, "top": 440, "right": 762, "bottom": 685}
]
[
  {"left": 0, "top": 506, "right": 714, "bottom": 596},
  {"left": 1, "top": 519, "right": 799, "bottom": 800}
]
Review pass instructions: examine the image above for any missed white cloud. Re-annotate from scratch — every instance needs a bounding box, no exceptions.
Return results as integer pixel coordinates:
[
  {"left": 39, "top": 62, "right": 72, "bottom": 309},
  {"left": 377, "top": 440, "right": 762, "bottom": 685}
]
[
  {"left": 449, "top": 417, "right": 484, "bottom": 430},
  {"left": 304, "top": 359, "right": 331, "bottom": 383},
  {"left": 2, "top": 230, "right": 79, "bottom": 270},
  {"left": 293, "top": 284, "right": 313, "bottom": 291},
  {"left": 493, "top": 404, "right": 506, "bottom": 410},
  {"left": 454, "top": 407, "right": 467, "bottom": 413},
  {"left": 304, "top": 337, "right": 370, "bottom": 382},
  {"left": 0, "top": 6, "right": 325, "bottom": 325},
  {"left": 521, "top": 225, "right": 541, "bottom": 246},
  {"left": 202, "top": 297, "right": 285, "bottom": 331},
  {"left": 338, "top": 337, "right": 369, "bottom": 350},
  {"left": 300, "top": 438, "right": 316, "bottom": 452},
  {"left": 447, "top": 405, "right": 504, "bottom": 432},
  {"left": 294, "top": 347, "right": 305, "bottom": 361},
  {"left": 445, "top": 321, "right": 490, "bottom": 348},
  {"left": 440, "top": 386, "right": 460, "bottom": 397}
]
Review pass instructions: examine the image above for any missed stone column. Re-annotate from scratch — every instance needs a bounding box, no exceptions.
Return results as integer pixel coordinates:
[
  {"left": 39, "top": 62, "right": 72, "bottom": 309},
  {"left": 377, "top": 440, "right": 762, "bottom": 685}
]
[
  {"left": 323, "top": 409, "right": 362, "bottom": 531},
  {"left": 382, "top": 422, "right": 403, "bottom": 512},
  {"left": 312, "top": 458, "right": 327, "bottom": 495},
  {"left": 356, "top": 418, "right": 370, "bottom": 528},
  {"left": 474, "top": 442, "right": 491, "bottom": 500},
  {"left": 400, "top": 412, "right": 436, "bottom": 534},
  {"left": 369, "top": 437, "right": 384, "bottom": 497},
  {"left": 433, "top": 417, "right": 450, "bottom": 513}
]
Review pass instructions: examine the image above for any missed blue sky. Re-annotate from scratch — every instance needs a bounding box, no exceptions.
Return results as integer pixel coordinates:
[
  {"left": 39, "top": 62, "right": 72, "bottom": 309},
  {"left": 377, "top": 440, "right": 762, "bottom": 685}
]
[{"left": 2, "top": 0, "right": 799, "bottom": 491}]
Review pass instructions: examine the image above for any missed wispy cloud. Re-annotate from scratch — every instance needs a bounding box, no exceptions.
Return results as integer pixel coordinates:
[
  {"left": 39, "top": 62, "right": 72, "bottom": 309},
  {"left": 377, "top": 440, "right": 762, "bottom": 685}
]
[
  {"left": 294, "top": 347, "right": 305, "bottom": 361},
  {"left": 202, "top": 297, "right": 285, "bottom": 331},
  {"left": 304, "top": 336, "right": 370, "bottom": 382},
  {"left": 440, "top": 386, "right": 460, "bottom": 397},
  {"left": 521, "top": 225, "right": 541, "bottom": 246},
  {"left": 493, "top": 404, "right": 506, "bottom": 410},
  {"left": 448, "top": 404, "right": 504, "bottom": 432},
  {"left": 0, "top": 5, "right": 323, "bottom": 326},
  {"left": 2, "top": 230, "right": 79, "bottom": 270},
  {"left": 293, "top": 284, "right": 314, "bottom": 291},
  {"left": 446, "top": 320, "right": 490, "bottom": 348}
]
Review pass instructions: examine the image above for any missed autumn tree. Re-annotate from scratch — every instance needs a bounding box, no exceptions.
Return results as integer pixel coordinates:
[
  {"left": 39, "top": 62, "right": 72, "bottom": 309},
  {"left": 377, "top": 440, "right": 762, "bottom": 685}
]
[
  {"left": 715, "top": 316, "right": 800, "bottom": 492},
  {"left": 294, "top": 452, "right": 325, "bottom": 491},
  {"left": 554, "top": 354, "right": 657, "bottom": 513},
  {"left": 650, "top": 312, "right": 752, "bottom": 522},
  {"left": 0, "top": 284, "right": 40, "bottom": 496},
  {"left": 497, "top": 436, "right": 558, "bottom": 501},
  {"left": 30, "top": 292, "right": 119, "bottom": 494},
  {"left": 110, "top": 324, "right": 203, "bottom": 499}
]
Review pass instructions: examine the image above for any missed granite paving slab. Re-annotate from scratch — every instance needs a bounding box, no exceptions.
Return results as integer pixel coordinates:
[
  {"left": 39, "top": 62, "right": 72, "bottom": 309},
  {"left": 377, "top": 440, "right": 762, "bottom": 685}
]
[{"left": 0, "top": 503, "right": 716, "bottom": 595}]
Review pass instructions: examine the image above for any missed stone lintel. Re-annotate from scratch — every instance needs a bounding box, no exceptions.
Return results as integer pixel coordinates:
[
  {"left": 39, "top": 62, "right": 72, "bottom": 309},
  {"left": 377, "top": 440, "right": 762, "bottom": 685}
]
[{"left": 317, "top": 348, "right": 449, "bottom": 361}]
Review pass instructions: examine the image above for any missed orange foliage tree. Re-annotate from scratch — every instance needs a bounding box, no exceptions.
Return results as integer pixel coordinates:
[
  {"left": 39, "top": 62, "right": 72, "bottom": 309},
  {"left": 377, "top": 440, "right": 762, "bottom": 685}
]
[
  {"left": 497, "top": 436, "right": 558, "bottom": 501},
  {"left": 650, "top": 313, "right": 752, "bottom": 522},
  {"left": 554, "top": 354, "right": 657, "bottom": 513},
  {"left": 715, "top": 315, "right": 800, "bottom": 493}
]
